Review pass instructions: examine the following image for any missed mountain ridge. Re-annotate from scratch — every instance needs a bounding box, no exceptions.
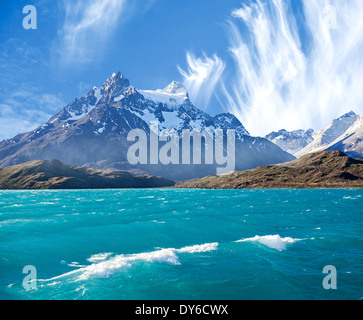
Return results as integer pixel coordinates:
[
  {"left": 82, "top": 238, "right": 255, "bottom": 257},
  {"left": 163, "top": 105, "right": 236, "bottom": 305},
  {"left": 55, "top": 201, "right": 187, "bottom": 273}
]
[
  {"left": 0, "top": 72, "right": 294, "bottom": 180},
  {"left": 265, "top": 111, "right": 363, "bottom": 159},
  {"left": 265, "top": 128, "right": 315, "bottom": 154},
  {"left": 295, "top": 111, "right": 359, "bottom": 157}
]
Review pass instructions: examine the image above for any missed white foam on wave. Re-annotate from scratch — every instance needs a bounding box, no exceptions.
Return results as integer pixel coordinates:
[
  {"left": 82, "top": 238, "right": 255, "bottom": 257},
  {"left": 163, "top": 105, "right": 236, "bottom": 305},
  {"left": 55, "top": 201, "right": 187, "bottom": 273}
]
[
  {"left": 151, "top": 220, "right": 166, "bottom": 224},
  {"left": 87, "top": 253, "right": 113, "bottom": 263},
  {"left": 236, "top": 235, "right": 301, "bottom": 251},
  {"left": 343, "top": 196, "right": 360, "bottom": 200},
  {"left": 41, "top": 242, "right": 219, "bottom": 282},
  {"left": 67, "top": 262, "right": 88, "bottom": 268},
  {"left": 177, "top": 243, "right": 219, "bottom": 253}
]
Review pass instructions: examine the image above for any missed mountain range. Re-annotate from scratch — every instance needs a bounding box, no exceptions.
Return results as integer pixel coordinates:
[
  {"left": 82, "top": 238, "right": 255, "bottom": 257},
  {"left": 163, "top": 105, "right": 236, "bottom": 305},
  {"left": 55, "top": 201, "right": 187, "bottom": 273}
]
[
  {"left": 265, "top": 129, "right": 315, "bottom": 155},
  {"left": 266, "top": 111, "right": 363, "bottom": 159},
  {"left": 0, "top": 72, "right": 294, "bottom": 181}
]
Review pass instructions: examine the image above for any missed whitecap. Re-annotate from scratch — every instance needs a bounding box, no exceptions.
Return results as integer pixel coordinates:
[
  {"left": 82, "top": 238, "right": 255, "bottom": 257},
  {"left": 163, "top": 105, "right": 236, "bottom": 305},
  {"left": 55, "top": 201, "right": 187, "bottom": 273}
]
[
  {"left": 177, "top": 243, "right": 219, "bottom": 254},
  {"left": 39, "top": 281, "right": 61, "bottom": 288},
  {"left": 343, "top": 196, "right": 360, "bottom": 200},
  {"left": 68, "top": 262, "right": 87, "bottom": 268},
  {"left": 75, "top": 249, "right": 180, "bottom": 281},
  {"left": 87, "top": 252, "right": 113, "bottom": 263},
  {"left": 40, "top": 242, "right": 219, "bottom": 282},
  {"left": 151, "top": 220, "right": 166, "bottom": 224},
  {"left": 236, "top": 235, "right": 301, "bottom": 251}
]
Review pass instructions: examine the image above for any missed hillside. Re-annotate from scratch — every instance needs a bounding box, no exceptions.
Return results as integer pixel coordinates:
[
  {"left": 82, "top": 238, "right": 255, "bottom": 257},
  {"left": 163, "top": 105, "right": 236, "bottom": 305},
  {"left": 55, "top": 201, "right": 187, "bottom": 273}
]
[
  {"left": 179, "top": 151, "right": 363, "bottom": 189},
  {"left": 0, "top": 159, "right": 174, "bottom": 190}
]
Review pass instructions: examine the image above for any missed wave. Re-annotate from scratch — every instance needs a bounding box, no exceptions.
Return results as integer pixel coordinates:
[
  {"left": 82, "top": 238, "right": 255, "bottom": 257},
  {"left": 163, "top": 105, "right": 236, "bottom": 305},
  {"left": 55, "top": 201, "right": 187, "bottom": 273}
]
[
  {"left": 87, "top": 253, "right": 113, "bottom": 263},
  {"left": 40, "top": 243, "right": 219, "bottom": 282},
  {"left": 176, "top": 243, "right": 219, "bottom": 253},
  {"left": 236, "top": 235, "right": 302, "bottom": 251},
  {"left": 38, "top": 236, "right": 302, "bottom": 285}
]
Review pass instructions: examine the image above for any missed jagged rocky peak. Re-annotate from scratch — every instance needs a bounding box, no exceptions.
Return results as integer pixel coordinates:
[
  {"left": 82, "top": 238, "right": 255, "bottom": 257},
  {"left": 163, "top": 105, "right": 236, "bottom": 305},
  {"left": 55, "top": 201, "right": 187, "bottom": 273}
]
[
  {"left": 0, "top": 70, "right": 297, "bottom": 180},
  {"left": 213, "top": 113, "right": 250, "bottom": 136},
  {"left": 337, "top": 111, "right": 357, "bottom": 120},
  {"left": 294, "top": 110, "right": 362, "bottom": 158},
  {"left": 265, "top": 128, "right": 315, "bottom": 155},
  {"left": 315, "top": 110, "right": 358, "bottom": 146},
  {"left": 101, "top": 72, "right": 131, "bottom": 97}
]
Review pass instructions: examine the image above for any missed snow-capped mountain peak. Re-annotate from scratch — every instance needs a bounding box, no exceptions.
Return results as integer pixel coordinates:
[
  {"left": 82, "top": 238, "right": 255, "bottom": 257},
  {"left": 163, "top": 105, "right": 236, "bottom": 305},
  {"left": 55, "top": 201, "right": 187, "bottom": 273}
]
[
  {"left": 265, "top": 129, "right": 314, "bottom": 155},
  {"left": 266, "top": 110, "right": 363, "bottom": 159},
  {"left": 295, "top": 111, "right": 359, "bottom": 157},
  {"left": 163, "top": 81, "right": 187, "bottom": 95},
  {"left": 139, "top": 81, "right": 189, "bottom": 107},
  {"left": 101, "top": 72, "right": 131, "bottom": 98},
  {"left": 0, "top": 72, "right": 295, "bottom": 180},
  {"left": 336, "top": 111, "right": 357, "bottom": 121},
  {"left": 318, "top": 111, "right": 358, "bottom": 145}
]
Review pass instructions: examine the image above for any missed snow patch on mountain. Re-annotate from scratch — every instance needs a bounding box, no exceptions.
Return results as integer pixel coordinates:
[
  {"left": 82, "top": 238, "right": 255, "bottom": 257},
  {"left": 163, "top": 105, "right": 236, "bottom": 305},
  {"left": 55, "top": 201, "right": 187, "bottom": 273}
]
[
  {"left": 139, "top": 81, "right": 189, "bottom": 107},
  {"left": 0, "top": 72, "right": 295, "bottom": 180},
  {"left": 265, "top": 129, "right": 314, "bottom": 155},
  {"left": 324, "top": 115, "right": 363, "bottom": 158},
  {"left": 296, "top": 111, "right": 358, "bottom": 157}
]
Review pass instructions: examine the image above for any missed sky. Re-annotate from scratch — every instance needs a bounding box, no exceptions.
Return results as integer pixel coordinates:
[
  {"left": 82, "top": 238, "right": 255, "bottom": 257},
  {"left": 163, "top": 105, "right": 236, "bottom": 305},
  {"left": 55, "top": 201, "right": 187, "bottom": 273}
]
[{"left": 0, "top": 0, "right": 363, "bottom": 140}]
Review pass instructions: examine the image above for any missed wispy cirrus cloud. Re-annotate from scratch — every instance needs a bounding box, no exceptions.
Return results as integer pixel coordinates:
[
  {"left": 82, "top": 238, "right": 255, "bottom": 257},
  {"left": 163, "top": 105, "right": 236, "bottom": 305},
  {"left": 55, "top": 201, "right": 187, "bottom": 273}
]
[
  {"left": 178, "top": 52, "right": 225, "bottom": 110},
  {"left": 225, "top": 0, "right": 363, "bottom": 136},
  {"left": 0, "top": 39, "right": 66, "bottom": 140},
  {"left": 179, "top": 0, "right": 363, "bottom": 137},
  {"left": 56, "top": 0, "right": 128, "bottom": 65}
]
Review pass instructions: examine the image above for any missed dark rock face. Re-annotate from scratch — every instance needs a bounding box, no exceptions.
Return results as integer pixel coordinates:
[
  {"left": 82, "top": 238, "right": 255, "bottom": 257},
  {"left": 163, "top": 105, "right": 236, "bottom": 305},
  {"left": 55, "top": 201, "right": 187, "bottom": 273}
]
[{"left": 0, "top": 72, "right": 295, "bottom": 180}]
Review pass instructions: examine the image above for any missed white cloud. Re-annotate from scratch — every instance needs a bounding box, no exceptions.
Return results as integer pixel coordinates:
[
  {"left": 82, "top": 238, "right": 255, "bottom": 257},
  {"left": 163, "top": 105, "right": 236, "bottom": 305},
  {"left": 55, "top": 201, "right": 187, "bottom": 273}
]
[
  {"left": 178, "top": 52, "right": 225, "bottom": 110},
  {"left": 0, "top": 117, "right": 42, "bottom": 141},
  {"left": 0, "top": 90, "right": 66, "bottom": 140},
  {"left": 57, "top": 0, "right": 128, "bottom": 65},
  {"left": 223, "top": 0, "right": 363, "bottom": 136},
  {"left": 0, "top": 39, "right": 66, "bottom": 141}
]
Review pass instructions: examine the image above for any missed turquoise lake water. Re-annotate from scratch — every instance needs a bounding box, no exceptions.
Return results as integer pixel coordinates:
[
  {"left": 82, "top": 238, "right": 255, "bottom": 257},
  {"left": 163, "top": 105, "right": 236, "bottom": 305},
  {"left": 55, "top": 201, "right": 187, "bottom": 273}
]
[{"left": 0, "top": 189, "right": 362, "bottom": 300}]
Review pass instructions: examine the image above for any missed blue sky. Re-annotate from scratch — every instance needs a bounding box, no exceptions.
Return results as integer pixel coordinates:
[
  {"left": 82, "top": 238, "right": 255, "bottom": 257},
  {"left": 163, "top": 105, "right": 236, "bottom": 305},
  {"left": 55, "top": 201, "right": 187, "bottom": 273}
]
[{"left": 1, "top": 0, "right": 363, "bottom": 140}]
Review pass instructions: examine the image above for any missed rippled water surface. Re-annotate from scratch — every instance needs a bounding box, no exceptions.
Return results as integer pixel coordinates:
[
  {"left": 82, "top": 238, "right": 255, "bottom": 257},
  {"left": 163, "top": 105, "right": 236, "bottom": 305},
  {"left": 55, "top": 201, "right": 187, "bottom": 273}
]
[{"left": 0, "top": 189, "right": 362, "bottom": 300}]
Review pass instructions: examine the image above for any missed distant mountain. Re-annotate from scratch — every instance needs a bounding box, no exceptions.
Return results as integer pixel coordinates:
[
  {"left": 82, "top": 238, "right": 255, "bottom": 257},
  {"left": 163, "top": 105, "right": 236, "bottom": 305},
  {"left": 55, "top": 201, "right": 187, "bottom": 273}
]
[
  {"left": 266, "top": 111, "right": 363, "bottom": 159},
  {"left": 180, "top": 151, "right": 363, "bottom": 189},
  {"left": 0, "top": 72, "right": 294, "bottom": 180},
  {"left": 265, "top": 129, "right": 315, "bottom": 155},
  {"left": 0, "top": 159, "right": 174, "bottom": 189},
  {"left": 324, "top": 116, "right": 363, "bottom": 159},
  {"left": 295, "top": 111, "right": 361, "bottom": 158}
]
